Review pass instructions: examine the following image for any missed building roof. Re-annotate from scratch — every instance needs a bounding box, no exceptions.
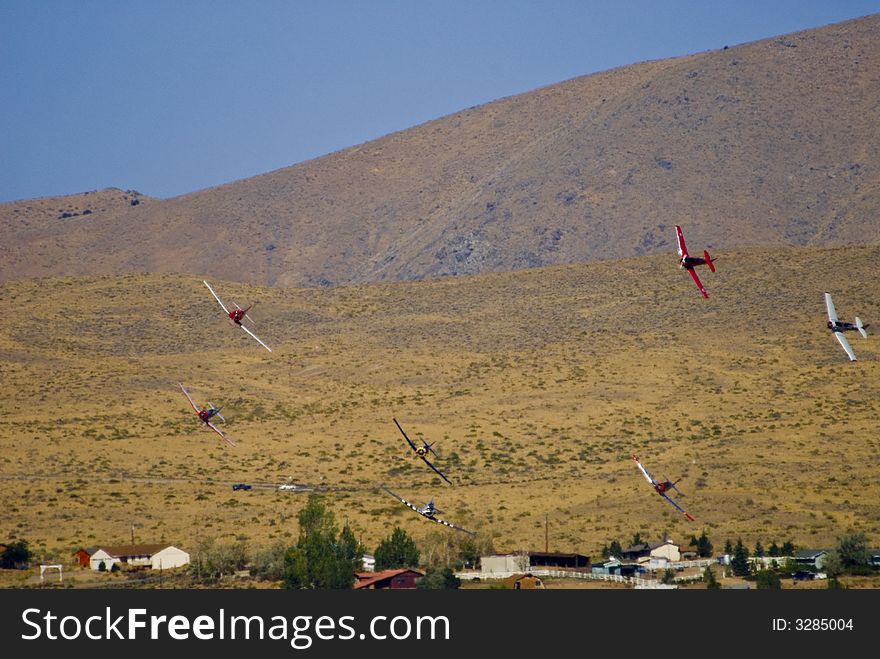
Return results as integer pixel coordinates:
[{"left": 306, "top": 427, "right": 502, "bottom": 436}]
[
  {"left": 527, "top": 551, "right": 590, "bottom": 560},
  {"left": 501, "top": 574, "right": 545, "bottom": 589},
  {"left": 621, "top": 543, "right": 651, "bottom": 554},
  {"left": 95, "top": 544, "right": 175, "bottom": 558},
  {"left": 649, "top": 539, "right": 678, "bottom": 550},
  {"left": 794, "top": 549, "right": 828, "bottom": 559},
  {"left": 354, "top": 568, "right": 424, "bottom": 589}
]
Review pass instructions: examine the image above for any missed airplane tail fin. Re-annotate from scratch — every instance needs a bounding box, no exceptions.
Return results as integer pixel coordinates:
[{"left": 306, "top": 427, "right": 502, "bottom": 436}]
[
  {"left": 856, "top": 317, "right": 868, "bottom": 339},
  {"left": 703, "top": 250, "right": 715, "bottom": 273}
]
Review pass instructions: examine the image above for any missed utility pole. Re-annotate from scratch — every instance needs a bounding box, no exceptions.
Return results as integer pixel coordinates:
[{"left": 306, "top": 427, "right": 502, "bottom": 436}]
[{"left": 545, "top": 514, "right": 549, "bottom": 553}]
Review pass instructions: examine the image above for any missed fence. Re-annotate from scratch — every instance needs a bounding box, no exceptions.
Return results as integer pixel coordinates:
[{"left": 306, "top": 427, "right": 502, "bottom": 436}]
[{"left": 455, "top": 567, "right": 707, "bottom": 588}]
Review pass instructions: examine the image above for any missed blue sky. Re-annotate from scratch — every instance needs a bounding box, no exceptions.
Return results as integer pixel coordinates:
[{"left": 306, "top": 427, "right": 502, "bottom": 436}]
[{"left": 2, "top": 0, "right": 878, "bottom": 202}]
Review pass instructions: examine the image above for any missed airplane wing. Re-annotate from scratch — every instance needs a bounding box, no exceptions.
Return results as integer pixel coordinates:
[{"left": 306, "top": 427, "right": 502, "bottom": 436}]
[
  {"left": 659, "top": 491, "right": 695, "bottom": 521},
  {"left": 421, "top": 456, "right": 452, "bottom": 485},
  {"left": 632, "top": 454, "right": 656, "bottom": 486},
  {"left": 688, "top": 267, "right": 709, "bottom": 299},
  {"left": 674, "top": 225, "right": 688, "bottom": 258},
  {"left": 240, "top": 324, "right": 272, "bottom": 352},
  {"left": 834, "top": 331, "right": 858, "bottom": 361},
  {"left": 430, "top": 514, "right": 476, "bottom": 536},
  {"left": 206, "top": 421, "right": 237, "bottom": 447},
  {"left": 179, "top": 383, "right": 201, "bottom": 414},
  {"left": 824, "top": 292, "right": 839, "bottom": 323},
  {"left": 393, "top": 418, "right": 419, "bottom": 453},
  {"left": 382, "top": 486, "right": 418, "bottom": 511},
  {"left": 204, "top": 280, "right": 230, "bottom": 315},
  {"left": 381, "top": 486, "right": 474, "bottom": 535}
]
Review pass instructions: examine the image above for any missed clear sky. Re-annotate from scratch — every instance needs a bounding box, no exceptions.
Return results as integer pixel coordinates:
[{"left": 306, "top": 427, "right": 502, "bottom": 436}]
[{"left": 2, "top": 0, "right": 879, "bottom": 202}]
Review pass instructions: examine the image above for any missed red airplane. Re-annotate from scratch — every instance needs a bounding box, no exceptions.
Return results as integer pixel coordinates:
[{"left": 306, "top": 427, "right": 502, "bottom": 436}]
[
  {"left": 675, "top": 225, "right": 715, "bottom": 299},
  {"left": 632, "top": 454, "right": 695, "bottom": 521},
  {"left": 179, "top": 383, "right": 236, "bottom": 447},
  {"left": 203, "top": 280, "right": 272, "bottom": 352}
]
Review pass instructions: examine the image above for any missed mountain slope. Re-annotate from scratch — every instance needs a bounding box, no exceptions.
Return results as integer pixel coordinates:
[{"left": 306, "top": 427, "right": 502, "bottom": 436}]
[
  {"left": 1, "top": 245, "right": 879, "bottom": 556},
  {"left": 2, "top": 14, "right": 879, "bottom": 287}
]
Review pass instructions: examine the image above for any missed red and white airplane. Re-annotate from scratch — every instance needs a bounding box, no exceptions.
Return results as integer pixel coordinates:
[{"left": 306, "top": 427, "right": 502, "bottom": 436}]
[
  {"left": 179, "top": 382, "right": 236, "bottom": 447},
  {"left": 632, "top": 454, "right": 694, "bottom": 521},
  {"left": 675, "top": 225, "right": 715, "bottom": 299},
  {"left": 203, "top": 280, "right": 272, "bottom": 352}
]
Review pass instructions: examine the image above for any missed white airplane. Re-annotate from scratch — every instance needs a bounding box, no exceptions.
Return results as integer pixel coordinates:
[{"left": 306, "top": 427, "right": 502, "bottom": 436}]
[
  {"left": 380, "top": 487, "right": 475, "bottom": 536},
  {"left": 825, "top": 292, "right": 868, "bottom": 361}
]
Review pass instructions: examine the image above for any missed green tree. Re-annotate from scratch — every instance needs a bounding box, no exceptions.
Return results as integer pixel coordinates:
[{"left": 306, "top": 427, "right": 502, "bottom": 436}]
[
  {"left": 631, "top": 532, "right": 643, "bottom": 547},
  {"left": 755, "top": 569, "right": 781, "bottom": 589},
  {"left": 609, "top": 539, "right": 623, "bottom": 557},
  {"left": 768, "top": 541, "right": 780, "bottom": 557},
  {"left": 251, "top": 541, "right": 288, "bottom": 581},
  {"left": 661, "top": 568, "right": 676, "bottom": 585},
  {"left": 781, "top": 540, "right": 795, "bottom": 556},
  {"left": 724, "top": 539, "right": 734, "bottom": 555},
  {"left": 692, "top": 530, "right": 713, "bottom": 558},
  {"left": 339, "top": 524, "right": 365, "bottom": 570},
  {"left": 703, "top": 565, "right": 720, "bottom": 589},
  {"left": 282, "top": 495, "right": 359, "bottom": 589},
  {"left": 836, "top": 532, "right": 869, "bottom": 569},
  {"left": 0, "top": 539, "right": 33, "bottom": 569},
  {"left": 417, "top": 567, "right": 461, "bottom": 589},
  {"left": 731, "top": 538, "right": 751, "bottom": 577},
  {"left": 458, "top": 536, "right": 481, "bottom": 569},
  {"left": 754, "top": 540, "right": 765, "bottom": 558},
  {"left": 821, "top": 550, "right": 843, "bottom": 578},
  {"left": 374, "top": 526, "right": 420, "bottom": 570}
]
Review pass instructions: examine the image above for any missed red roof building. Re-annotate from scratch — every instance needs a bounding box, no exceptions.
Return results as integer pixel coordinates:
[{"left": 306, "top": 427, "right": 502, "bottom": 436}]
[{"left": 354, "top": 568, "right": 424, "bottom": 590}]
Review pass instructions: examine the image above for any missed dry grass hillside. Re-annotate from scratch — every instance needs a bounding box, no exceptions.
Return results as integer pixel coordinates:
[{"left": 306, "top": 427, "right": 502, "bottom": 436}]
[
  {"left": 2, "top": 15, "right": 879, "bottom": 288},
  {"left": 1, "top": 245, "right": 879, "bottom": 567}
]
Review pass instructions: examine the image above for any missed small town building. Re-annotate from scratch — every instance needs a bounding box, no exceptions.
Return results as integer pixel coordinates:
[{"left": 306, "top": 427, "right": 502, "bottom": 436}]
[
  {"left": 793, "top": 549, "right": 828, "bottom": 570},
  {"left": 74, "top": 547, "right": 98, "bottom": 568},
  {"left": 88, "top": 544, "right": 190, "bottom": 571},
  {"left": 621, "top": 539, "right": 680, "bottom": 563},
  {"left": 480, "top": 551, "right": 590, "bottom": 575},
  {"left": 354, "top": 568, "right": 424, "bottom": 590},
  {"left": 501, "top": 574, "right": 545, "bottom": 589}
]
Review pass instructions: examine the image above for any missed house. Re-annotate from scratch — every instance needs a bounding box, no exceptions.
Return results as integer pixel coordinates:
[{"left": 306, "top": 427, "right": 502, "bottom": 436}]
[
  {"left": 648, "top": 540, "right": 681, "bottom": 562},
  {"left": 621, "top": 539, "right": 680, "bottom": 563},
  {"left": 620, "top": 543, "right": 652, "bottom": 561},
  {"left": 354, "top": 568, "right": 424, "bottom": 590},
  {"left": 793, "top": 549, "right": 828, "bottom": 570},
  {"left": 89, "top": 544, "right": 190, "bottom": 571},
  {"left": 74, "top": 547, "right": 98, "bottom": 568},
  {"left": 480, "top": 551, "right": 590, "bottom": 575},
  {"left": 591, "top": 558, "right": 622, "bottom": 575},
  {"left": 501, "top": 574, "right": 545, "bottom": 589},
  {"left": 591, "top": 558, "right": 644, "bottom": 577}
]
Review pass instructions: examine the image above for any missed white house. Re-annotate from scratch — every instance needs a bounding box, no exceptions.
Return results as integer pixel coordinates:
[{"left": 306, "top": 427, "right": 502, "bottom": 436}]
[
  {"left": 89, "top": 544, "right": 190, "bottom": 571},
  {"left": 648, "top": 540, "right": 681, "bottom": 563}
]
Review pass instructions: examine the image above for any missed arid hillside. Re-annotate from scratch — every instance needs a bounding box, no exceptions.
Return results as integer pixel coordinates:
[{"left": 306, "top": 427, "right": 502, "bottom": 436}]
[
  {"left": 1, "top": 245, "right": 878, "bottom": 564},
  {"left": 2, "top": 15, "right": 879, "bottom": 288}
]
